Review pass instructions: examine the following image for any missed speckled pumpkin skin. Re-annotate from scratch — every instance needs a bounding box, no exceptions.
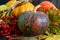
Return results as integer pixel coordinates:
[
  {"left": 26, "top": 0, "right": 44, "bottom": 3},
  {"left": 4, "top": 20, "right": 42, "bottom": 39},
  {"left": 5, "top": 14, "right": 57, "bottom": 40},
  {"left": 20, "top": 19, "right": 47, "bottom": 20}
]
[{"left": 18, "top": 11, "right": 49, "bottom": 37}]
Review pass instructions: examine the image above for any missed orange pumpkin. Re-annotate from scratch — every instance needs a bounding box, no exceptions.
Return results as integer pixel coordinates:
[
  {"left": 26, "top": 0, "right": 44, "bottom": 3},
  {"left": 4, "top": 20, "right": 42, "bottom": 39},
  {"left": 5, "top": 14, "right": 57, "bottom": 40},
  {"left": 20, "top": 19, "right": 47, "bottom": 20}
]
[
  {"left": 12, "top": 2, "right": 35, "bottom": 17},
  {"left": 35, "top": 1, "right": 58, "bottom": 13}
]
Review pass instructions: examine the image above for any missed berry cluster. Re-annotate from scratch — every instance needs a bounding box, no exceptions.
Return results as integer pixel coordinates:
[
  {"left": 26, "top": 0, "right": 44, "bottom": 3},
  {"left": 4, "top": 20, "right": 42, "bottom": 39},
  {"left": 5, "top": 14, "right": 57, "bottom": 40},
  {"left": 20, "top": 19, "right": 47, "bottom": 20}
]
[{"left": 0, "top": 12, "right": 21, "bottom": 38}]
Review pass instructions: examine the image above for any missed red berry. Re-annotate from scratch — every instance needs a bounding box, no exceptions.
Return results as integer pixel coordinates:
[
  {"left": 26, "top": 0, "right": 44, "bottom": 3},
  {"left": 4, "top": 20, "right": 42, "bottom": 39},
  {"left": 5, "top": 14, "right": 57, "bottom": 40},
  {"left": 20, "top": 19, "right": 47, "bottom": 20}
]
[
  {"left": 12, "top": 29, "right": 14, "bottom": 31},
  {"left": 7, "top": 32, "right": 10, "bottom": 35},
  {"left": 11, "top": 21, "right": 16, "bottom": 25},
  {"left": 4, "top": 30, "right": 8, "bottom": 33},
  {"left": 6, "top": 25, "right": 9, "bottom": 29},
  {"left": 2, "top": 24, "right": 9, "bottom": 29},
  {"left": 2, "top": 34, "right": 5, "bottom": 36},
  {"left": 1, "top": 16, "right": 6, "bottom": 20},
  {"left": 5, "top": 33, "right": 8, "bottom": 36},
  {"left": 0, "top": 24, "right": 2, "bottom": 28},
  {"left": 8, "top": 37, "right": 12, "bottom": 40},
  {"left": 1, "top": 31, "right": 3, "bottom": 33},
  {"left": 13, "top": 34, "right": 17, "bottom": 38},
  {"left": 9, "top": 16, "right": 15, "bottom": 20}
]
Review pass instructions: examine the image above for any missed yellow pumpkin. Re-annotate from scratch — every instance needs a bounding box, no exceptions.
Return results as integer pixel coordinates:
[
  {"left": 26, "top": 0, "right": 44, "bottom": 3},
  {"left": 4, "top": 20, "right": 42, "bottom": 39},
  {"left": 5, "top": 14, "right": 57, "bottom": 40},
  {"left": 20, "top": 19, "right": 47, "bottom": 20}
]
[
  {"left": 6, "top": 1, "right": 14, "bottom": 6},
  {"left": 12, "top": 2, "right": 35, "bottom": 17}
]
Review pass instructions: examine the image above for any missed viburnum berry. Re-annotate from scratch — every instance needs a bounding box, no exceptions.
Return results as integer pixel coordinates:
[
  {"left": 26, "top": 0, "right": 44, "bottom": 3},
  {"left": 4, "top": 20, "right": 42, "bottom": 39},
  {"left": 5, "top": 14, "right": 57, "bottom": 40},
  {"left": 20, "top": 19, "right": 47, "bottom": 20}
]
[
  {"left": 7, "top": 32, "right": 10, "bottom": 35},
  {"left": 13, "top": 34, "right": 17, "bottom": 38},
  {"left": 4, "top": 30, "right": 8, "bottom": 33},
  {"left": 1, "top": 16, "right": 6, "bottom": 20},
  {"left": 11, "top": 21, "right": 17, "bottom": 25},
  {"left": 2, "top": 24, "right": 9, "bottom": 29},
  {"left": 0, "top": 24, "right": 2, "bottom": 28},
  {"left": 2, "top": 33, "right": 5, "bottom": 36},
  {"left": 0, "top": 31, "right": 4, "bottom": 34},
  {"left": 8, "top": 37, "right": 12, "bottom": 40},
  {"left": 9, "top": 16, "right": 15, "bottom": 20},
  {"left": 0, "top": 14, "right": 21, "bottom": 37}
]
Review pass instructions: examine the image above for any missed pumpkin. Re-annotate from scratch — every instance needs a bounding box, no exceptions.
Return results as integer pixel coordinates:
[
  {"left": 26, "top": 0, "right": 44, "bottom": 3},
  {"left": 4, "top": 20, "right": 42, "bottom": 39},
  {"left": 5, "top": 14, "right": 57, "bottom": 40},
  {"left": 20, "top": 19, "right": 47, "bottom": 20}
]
[
  {"left": 12, "top": 2, "right": 35, "bottom": 17},
  {"left": 35, "top": 1, "right": 58, "bottom": 13},
  {"left": 18, "top": 11, "right": 49, "bottom": 36},
  {"left": 6, "top": 1, "right": 14, "bottom": 6}
]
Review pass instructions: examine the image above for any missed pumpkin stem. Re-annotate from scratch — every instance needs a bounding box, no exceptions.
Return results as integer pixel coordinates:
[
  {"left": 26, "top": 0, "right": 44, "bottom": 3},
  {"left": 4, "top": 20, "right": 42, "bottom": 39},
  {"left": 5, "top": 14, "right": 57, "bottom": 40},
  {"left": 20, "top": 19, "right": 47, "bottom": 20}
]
[
  {"left": 34, "top": 5, "right": 41, "bottom": 13},
  {"left": 10, "top": 0, "right": 24, "bottom": 9}
]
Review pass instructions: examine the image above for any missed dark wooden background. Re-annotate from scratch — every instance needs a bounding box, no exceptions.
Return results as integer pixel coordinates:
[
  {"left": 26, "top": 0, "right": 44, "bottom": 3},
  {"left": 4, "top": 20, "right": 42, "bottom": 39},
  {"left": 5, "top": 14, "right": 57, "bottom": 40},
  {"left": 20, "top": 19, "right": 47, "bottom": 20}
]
[
  {"left": 0, "top": 0, "right": 60, "bottom": 8},
  {"left": 31, "top": 0, "right": 60, "bottom": 9}
]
